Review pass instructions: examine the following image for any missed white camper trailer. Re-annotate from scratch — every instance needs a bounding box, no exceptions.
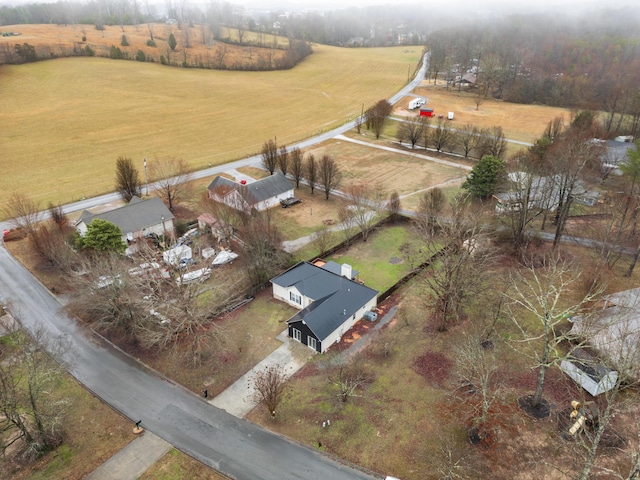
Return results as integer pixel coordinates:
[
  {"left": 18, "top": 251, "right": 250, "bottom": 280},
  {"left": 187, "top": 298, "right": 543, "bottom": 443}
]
[{"left": 408, "top": 98, "right": 425, "bottom": 110}]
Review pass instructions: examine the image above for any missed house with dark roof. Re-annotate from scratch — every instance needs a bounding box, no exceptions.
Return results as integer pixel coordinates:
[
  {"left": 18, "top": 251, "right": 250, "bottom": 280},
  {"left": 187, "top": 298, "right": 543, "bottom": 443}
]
[
  {"left": 271, "top": 261, "right": 378, "bottom": 353},
  {"left": 75, "top": 197, "right": 174, "bottom": 251},
  {"left": 207, "top": 172, "right": 294, "bottom": 212}
]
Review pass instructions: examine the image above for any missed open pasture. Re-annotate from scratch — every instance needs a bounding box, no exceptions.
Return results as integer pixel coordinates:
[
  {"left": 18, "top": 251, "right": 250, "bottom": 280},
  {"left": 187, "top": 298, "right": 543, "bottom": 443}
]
[{"left": 0, "top": 43, "right": 422, "bottom": 212}]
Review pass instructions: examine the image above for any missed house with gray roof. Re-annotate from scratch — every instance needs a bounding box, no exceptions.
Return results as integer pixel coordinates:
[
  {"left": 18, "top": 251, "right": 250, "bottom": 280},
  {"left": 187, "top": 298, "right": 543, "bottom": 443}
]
[
  {"left": 75, "top": 197, "right": 174, "bottom": 251},
  {"left": 271, "top": 261, "right": 378, "bottom": 353},
  {"left": 207, "top": 172, "right": 294, "bottom": 212}
]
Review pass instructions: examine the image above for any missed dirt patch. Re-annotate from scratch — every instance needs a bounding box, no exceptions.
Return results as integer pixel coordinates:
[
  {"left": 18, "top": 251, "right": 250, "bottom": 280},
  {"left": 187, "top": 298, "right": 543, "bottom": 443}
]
[{"left": 413, "top": 351, "right": 453, "bottom": 388}]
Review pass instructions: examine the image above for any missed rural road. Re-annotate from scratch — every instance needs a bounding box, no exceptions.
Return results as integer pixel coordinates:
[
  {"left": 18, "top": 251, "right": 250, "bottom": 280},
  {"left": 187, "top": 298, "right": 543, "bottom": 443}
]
[{"left": 0, "top": 244, "right": 379, "bottom": 480}]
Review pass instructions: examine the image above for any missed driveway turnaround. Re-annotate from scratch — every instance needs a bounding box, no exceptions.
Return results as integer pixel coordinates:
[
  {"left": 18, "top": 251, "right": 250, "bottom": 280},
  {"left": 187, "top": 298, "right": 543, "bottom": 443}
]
[{"left": 0, "top": 244, "right": 379, "bottom": 480}]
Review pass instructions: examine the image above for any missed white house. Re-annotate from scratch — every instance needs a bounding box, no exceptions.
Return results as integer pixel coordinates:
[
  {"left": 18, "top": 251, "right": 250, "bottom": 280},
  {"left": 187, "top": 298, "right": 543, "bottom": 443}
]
[
  {"left": 207, "top": 172, "right": 294, "bottom": 212},
  {"left": 270, "top": 261, "right": 378, "bottom": 353},
  {"left": 75, "top": 197, "right": 175, "bottom": 252}
]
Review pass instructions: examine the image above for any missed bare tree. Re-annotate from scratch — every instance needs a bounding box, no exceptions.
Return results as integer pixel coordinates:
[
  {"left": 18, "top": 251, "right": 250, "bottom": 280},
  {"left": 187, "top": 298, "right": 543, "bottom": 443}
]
[
  {"left": 2, "top": 192, "right": 42, "bottom": 235},
  {"left": 115, "top": 155, "right": 142, "bottom": 202},
  {"left": 388, "top": 191, "right": 400, "bottom": 221},
  {"left": 421, "top": 194, "right": 493, "bottom": 331},
  {"left": 396, "top": 116, "right": 428, "bottom": 149},
  {"left": 318, "top": 154, "right": 342, "bottom": 200},
  {"left": 289, "top": 147, "right": 304, "bottom": 188},
  {"left": 343, "top": 182, "right": 385, "bottom": 241},
  {"left": 365, "top": 99, "right": 392, "bottom": 139},
  {"left": 506, "top": 254, "right": 601, "bottom": 416},
  {"left": 0, "top": 322, "right": 69, "bottom": 460},
  {"left": 311, "top": 224, "right": 333, "bottom": 255},
  {"left": 277, "top": 145, "right": 289, "bottom": 176},
  {"left": 416, "top": 187, "right": 446, "bottom": 237},
  {"left": 457, "top": 123, "right": 479, "bottom": 158},
  {"left": 261, "top": 139, "right": 278, "bottom": 175},
  {"left": 305, "top": 154, "right": 317, "bottom": 194},
  {"left": 430, "top": 118, "right": 453, "bottom": 152},
  {"left": 325, "top": 357, "right": 373, "bottom": 403},
  {"left": 252, "top": 364, "right": 288, "bottom": 418},
  {"left": 148, "top": 156, "right": 192, "bottom": 211}
]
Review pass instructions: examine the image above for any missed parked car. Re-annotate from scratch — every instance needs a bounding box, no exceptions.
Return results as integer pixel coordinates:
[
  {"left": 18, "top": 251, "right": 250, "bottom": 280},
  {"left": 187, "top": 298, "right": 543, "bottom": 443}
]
[{"left": 280, "top": 197, "right": 301, "bottom": 208}]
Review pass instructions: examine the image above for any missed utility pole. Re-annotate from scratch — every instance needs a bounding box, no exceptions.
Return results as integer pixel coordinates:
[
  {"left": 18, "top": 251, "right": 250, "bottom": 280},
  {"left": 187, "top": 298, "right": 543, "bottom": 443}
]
[{"left": 144, "top": 157, "right": 148, "bottom": 196}]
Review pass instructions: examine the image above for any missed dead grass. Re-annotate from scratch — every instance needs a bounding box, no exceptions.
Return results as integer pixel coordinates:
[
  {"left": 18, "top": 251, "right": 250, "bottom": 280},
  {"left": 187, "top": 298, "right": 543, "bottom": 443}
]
[
  {"left": 139, "top": 448, "right": 226, "bottom": 480},
  {"left": 0, "top": 35, "right": 421, "bottom": 215}
]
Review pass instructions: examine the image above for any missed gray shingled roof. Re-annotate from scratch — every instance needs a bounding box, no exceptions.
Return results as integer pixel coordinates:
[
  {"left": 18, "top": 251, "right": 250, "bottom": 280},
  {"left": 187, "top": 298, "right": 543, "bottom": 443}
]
[
  {"left": 272, "top": 262, "right": 378, "bottom": 341},
  {"left": 207, "top": 172, "right": 292, "bottom": 206},
  {"left": 77, "top": 197, "right": 174, "bottom": 235}
]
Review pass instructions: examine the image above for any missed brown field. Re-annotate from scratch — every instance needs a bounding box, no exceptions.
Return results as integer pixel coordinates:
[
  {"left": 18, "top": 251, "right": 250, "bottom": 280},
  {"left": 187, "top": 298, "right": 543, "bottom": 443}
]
[
  {"left": 402, "top": 83, "right": 574, "bottom": 144},
  {"left": 0, "top": 27, "right": 421, "bottom": 214}
]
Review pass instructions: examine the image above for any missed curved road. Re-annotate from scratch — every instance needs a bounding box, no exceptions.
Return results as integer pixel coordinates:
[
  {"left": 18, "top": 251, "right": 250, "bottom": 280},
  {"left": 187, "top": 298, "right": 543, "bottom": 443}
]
[{"left": 0, "top": 54, "right": 429, "bottom": 478}]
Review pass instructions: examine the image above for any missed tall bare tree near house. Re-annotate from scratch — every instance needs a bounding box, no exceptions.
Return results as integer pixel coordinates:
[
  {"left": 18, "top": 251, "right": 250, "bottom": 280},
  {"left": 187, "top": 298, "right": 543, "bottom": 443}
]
[
  {"left": 318, "top": 155, "right": 342, "bottom": 200},
  {"left": 506, "top": 254, "right": 601, "bottom": 417},
  {"left": 324, "top": 356, "right": 374, "bottom": 403},
  {"left": 252, "top": 364, "right": 288, "bottom": 419},
  {"left": 261, "top": 139, "right": 278, "bottom": 175},
  {"left": 421, "top": 194, "right": 493, "bottom": 332},
  {"left": 148, "top": 156, "right": 191, "bottom": 211},
  {"left": 277, "top": 145, "right": 289, "bottom": 176},
  {"left": 115, "top": 156, "right": 142, "bottom": 202},
  {"left": 289, "top": 147, "right": 304, "bottom": 188},
  {"left": 199, "top": 191, "right": 238, "bottom": 243},
  {"left": 305, "top": 154, "right": 317, "bottom": 194},
  {"left": 396, "top": 116, "right": 428, "bottom": 149},
  {"left": 343, "top": 182, "right": 385, "bottom": 241}
]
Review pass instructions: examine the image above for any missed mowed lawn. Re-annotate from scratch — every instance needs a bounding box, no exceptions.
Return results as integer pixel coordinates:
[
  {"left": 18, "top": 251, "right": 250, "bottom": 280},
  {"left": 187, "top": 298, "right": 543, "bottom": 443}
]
[{"left": 0, "top": 45, "right": 422, "bottom": 212}]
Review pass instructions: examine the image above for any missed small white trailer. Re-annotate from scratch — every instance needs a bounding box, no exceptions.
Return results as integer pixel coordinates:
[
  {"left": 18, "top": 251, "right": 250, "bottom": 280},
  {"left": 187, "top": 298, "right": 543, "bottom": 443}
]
[
  {"left": 408, "top": 97, "right": 425, "bottom": 110},
  {"left": 163, "top": 245, "right": 193, "bottom": 266}
]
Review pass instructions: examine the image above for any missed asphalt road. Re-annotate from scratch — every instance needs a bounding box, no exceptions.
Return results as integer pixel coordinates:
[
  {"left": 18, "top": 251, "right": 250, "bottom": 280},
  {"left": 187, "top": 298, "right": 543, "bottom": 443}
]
[{"left": 0, "top": 244, "right": 380, "bottom": 480}]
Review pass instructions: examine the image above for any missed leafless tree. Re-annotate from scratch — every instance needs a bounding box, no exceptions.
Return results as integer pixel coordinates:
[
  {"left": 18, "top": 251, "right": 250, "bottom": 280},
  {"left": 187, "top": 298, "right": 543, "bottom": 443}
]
[
  {"left": 325, "top": 357, "right": 373, "bottom": 403},
  {"left": 365, "top": 99, "right": 392, "bottom": 139},
  {"left": 148, "top": 156, "right": 192, "bottom": 211},
  {"left": 252, "top": 364, "right": 288, "bottom": 418},
  {"left": 388, "top": 191, "right": 400, "bottom": 221},
  {"left": 343, "top": 182, "right": 385, "bottom": 241},
  {"left": 277, "top": 145, "right": 289, "bottom": 176},
  {"left": 476, "top": 126, "right": 508, "bottom": 160},
  {"left": 115, "top": 156, "right": 142, "bottom": 202},
  {"left": 0, "top": 321, "right": 69, "bottom": 460},
  {"left": 318, "top": 155, "right": 342, "bottom": 200},
  {"left": 421, "top": 194, "right": 493, "bottom": 331},
  {"left": 289, "top": 147, "right": 304, "bottom": 188},
  {"left": 396, "top": 116, "right": 428, "bottom": 149},
  {"left": 506, "top": 254, "right": 601, "bottom": 415},
  {"left": 416, "top": 187, "right": 446, "bottom": 237},
  {"left": 456, "top": 123, "right": 479, "bottom": 158},
  {"left": 2, "top": 192, "right": 42, "bottom": 235},
  {"left": 430, "top": 118, "right": 453, "bottom": 152},
  {"left": 215, "top": 43, "right": 227, "bottom": 68},
  {"left": 305, "top": 154, "right": 317, "bottom": 194},
  {"left": 311, "top": 224, "right": 333, "bottom": 255},
  {"left": 261, "top": 139, "right": 278, "bottom": 175}
]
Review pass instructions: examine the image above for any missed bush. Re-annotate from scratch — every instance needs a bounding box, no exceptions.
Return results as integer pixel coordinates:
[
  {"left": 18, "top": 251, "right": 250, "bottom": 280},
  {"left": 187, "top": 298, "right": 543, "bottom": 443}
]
[
  {"left": 120, "top": 35, "right": 129, "bottom": 47},
  {"left": 146, "top": 39, "right": 156, "bottom": 47},
  {"left": 109, "top": 45, "right": 123, "bottom": 59},
  {"left": 136, "top": 50, "right": 146, "bottom": 62},
  {"left": 82, "top": 35, "right": 87, "bottom": 42},
  {"left": 160, "top": 55, "right": 166, "bottom": 65},
  {"left": 84, "top": 45, "right": 95, "bottom": 56},
  {"left": 95, "top": 23, "right": 104, "bottom": 31}
]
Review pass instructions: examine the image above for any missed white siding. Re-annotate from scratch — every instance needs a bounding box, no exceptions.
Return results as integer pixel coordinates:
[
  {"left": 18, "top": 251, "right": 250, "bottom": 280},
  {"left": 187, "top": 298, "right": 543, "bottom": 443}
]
[{"left": 272, "top": 285, "right": 306, "bottom": 309}]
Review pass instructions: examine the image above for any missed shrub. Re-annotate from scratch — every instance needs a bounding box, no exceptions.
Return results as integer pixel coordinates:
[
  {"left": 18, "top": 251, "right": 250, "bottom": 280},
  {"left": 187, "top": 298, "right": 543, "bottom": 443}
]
[
  {"left": 136, "top": 50, "right": 146, "bottom": 62},
  {"left": 120, "top": 35, "right": 129, "bottom": 47},
  {"left": 82, "top": 35, "right": 87, "bottom": 42},
  {"left": 84, "top": 45, "right": 95, "bottom": 56},
  {"left": 95, "top": 23, "right": 104, "bottom": 31},
  {"left": 146, "top": 39, "right": 156, "bottom": 47},
  {"left": 109, "top": 45, "right": 123, "bottom": 59},
  {"left": 160, "top": 55, "right": 166, "bottom": 64}
]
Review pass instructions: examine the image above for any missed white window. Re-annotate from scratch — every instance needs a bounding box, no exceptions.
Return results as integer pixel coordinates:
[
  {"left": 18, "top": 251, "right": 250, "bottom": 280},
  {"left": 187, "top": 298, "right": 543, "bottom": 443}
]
[
  {"left": 292, "top": 328, "right": 302, "bottom": 342},
  {"left": 289, "top": 291, "right": 302, "bottom": 305},
  {"left": 308, "top": 337, "right": 317, "bottom": 351}
]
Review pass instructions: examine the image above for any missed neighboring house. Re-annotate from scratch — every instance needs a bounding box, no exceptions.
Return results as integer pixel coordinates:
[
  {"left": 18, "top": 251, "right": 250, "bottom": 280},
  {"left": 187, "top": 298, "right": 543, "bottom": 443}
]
[
  {"left": 601, "top": 138, "right": 637, "bottom": 173},
  {"left": 570, "top": 288, "right": 640, "bottom": 381},
  {"left": 493, "top": 172, "right": 598, "bottom": 213},
  {"left": 75, "top": 196, "right": 174, "bottom": 251},
  {"left": 270, "top": 261, "right": 378, "bottom": 353},
  {"left": 208, "top": 172, "right": 294, "bottom": 212},
  {"left": 197, "top": 213, "right": 232, "bottom": 243}
]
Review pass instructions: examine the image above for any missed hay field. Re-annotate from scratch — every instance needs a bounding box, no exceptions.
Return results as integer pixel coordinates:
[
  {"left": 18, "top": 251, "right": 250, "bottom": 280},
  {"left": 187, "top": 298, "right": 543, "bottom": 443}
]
[
  {"left": 0, "top": 43, "right": 422, "bottom": 210},
  {"left": 407, "top": 83, "right": 573, "bottom": 144}
]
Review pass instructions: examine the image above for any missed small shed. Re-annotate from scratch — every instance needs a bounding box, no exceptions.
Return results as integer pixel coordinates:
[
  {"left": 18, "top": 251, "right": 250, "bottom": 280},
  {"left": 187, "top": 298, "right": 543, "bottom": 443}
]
[
  {"left": 163, "top": 245, "right": 192, "bottom": 266},
  {"left": 560, "top": 349, "right": 618, "bottom": 397},
  {"left": 419, "top": 107, "right": 434, "bottom": 117}
]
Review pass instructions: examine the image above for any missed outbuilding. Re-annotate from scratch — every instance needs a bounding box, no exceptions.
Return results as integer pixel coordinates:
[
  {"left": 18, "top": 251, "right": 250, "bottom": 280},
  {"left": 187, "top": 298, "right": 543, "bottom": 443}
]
[{"left": 419, "top": 107, "right": 434, "bottom": 117}]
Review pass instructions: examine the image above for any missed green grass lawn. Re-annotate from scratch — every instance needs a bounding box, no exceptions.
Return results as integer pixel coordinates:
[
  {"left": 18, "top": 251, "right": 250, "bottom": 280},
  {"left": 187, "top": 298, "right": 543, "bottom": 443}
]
[{"left": 328, "top": 224, "right": 421, "bottom": 293}]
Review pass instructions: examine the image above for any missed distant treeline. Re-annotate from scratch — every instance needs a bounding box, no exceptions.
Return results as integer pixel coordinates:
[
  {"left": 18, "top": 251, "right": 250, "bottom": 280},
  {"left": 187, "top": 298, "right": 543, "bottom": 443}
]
[{"left": 425, "top": 8, "right": 640, "bottom": 138}]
